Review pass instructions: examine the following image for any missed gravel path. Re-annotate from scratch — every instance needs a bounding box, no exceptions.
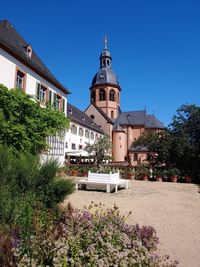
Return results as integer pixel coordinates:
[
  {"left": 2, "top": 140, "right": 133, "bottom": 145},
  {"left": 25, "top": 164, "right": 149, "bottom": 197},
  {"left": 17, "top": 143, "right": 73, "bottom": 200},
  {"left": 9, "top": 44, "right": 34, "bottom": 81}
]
[{"left": 64, "top": 180, "right": 200, "bottom": 267}]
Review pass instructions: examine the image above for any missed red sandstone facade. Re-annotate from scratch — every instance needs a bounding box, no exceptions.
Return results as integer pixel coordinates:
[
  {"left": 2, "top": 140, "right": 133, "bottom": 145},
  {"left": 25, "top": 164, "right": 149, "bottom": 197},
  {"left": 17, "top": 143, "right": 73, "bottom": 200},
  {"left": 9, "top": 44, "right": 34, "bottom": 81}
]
[{"left": 85, "top": 36, "right": 164, "bottom": 165}]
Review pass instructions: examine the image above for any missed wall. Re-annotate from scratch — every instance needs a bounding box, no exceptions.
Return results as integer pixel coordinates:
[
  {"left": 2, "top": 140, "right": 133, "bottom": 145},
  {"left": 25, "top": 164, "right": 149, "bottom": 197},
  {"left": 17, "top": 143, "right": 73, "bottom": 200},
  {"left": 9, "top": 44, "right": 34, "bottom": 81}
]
[
  {"left": 65, "top": 121, "right": 103, "bottom": 156},
  {"left": 0, "top": 47, "right": 68, "bottom": 165},
  {"left": 85, "top": 105, "right": 112, "bottom": 138},
  {"left": 112, "top": 131, "right": 127, "bottom": 161}
]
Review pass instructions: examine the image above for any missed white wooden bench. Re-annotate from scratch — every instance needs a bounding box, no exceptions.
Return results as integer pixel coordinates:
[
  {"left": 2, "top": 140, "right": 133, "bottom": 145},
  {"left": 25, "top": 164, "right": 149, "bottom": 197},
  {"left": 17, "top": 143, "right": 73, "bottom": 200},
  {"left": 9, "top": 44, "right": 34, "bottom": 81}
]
[{"left": 76, "top": 171, "right": 130, "bottom": 193}]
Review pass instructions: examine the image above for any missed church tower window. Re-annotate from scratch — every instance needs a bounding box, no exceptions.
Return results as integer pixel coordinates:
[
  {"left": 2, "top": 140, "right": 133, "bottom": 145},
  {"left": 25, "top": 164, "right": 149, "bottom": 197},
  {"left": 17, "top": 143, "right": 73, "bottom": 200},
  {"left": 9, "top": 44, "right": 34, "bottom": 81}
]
[
  {"left": 91, "top": 90, "right": 96, "bottom": 102},
  {"left": 99, "top": 88, "right": 106, "bottom": 101},
  {"left": 109, "top": 89, "right": 115, "bottom": 101}
]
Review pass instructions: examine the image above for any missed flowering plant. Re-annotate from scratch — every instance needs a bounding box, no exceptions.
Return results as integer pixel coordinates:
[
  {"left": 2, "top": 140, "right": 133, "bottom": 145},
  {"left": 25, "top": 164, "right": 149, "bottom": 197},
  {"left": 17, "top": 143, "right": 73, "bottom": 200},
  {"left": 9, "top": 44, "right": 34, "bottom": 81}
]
[{"left": 13, "top": 203, "right": 178, "bottom": 267}]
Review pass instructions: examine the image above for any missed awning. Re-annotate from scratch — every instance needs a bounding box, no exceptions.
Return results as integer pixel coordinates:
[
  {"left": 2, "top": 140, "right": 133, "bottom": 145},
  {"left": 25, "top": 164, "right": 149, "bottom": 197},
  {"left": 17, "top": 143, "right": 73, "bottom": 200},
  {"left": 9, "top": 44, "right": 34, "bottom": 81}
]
[{"left": 65, "top": 150, "right": 90, "bottom": 157}]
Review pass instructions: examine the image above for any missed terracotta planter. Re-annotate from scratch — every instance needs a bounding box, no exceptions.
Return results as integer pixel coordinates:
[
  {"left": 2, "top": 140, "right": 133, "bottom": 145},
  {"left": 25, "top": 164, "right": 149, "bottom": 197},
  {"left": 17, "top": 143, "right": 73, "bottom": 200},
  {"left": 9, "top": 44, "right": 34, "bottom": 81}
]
[
  {"left": 156, "top": 176, "right": 162, "bottom": 182},
  {"left": 170, "top": 175, "right": 178, "bottom": 183},
  {"left": 71, "top": 170, "right": 78, "bottom": 177},
  {"left": 128, "top": 173, "right": 135, "bottom": 180},
  {"left": 141, "top": 174, "right": 148, "bottom": 181},
  {"left": 185, "top": 176, "right": 192, "bottom": 183}
]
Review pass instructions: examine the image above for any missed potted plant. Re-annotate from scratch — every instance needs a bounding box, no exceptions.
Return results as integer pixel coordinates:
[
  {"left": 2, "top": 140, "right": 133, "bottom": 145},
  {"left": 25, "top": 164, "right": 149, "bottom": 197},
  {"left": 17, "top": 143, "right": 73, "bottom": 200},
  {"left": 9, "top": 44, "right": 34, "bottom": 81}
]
[
  {"left": 153, "top": 168, "right": 163, "bottom": 182},
  {"left": 79, "top": 166, "right": 89, "bottom": 177},
  {"left": 70, "top": 166, "right": 79, "bottom": 177},
  {"left": 127, "top": 168, "right": 135, "bottom": 180},
  {"left": 138, "top": 164, "right": 150, "bottom": 181},
  {"left": 168, "top": 168, "right": 181, "bottom": 182},
  {"left": 183, "top": 171, "right": 192, "bottom": 183}
]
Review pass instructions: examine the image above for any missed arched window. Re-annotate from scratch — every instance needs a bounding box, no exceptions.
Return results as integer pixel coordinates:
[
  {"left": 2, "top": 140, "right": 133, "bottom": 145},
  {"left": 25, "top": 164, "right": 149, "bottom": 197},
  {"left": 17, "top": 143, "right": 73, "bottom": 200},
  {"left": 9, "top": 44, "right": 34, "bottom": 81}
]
[
  {"left": 91, "top": 90, "right": 96, "bottom": 102},
  {"left": 99, "top": 88, "right": 106, "bottom": 101},
  {"left": 109, "top": 89, "right": 115, "bottom": 101},
  {"left": 111, "top": 110, "right": 114, "bottom": 118}
]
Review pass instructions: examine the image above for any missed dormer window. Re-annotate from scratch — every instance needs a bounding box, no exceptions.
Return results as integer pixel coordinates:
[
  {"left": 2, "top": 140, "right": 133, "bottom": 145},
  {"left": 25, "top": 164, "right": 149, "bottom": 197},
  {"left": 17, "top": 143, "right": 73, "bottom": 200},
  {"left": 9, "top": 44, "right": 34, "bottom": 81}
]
[
  {"left": 81, "top": 115, "right": 85, "bottom": 121},
  {"left": 25, "top": 44, "right": 32, "bottom": 58},
  {"left": 68, "top": 108, "right": 72, "bottom": 114}
]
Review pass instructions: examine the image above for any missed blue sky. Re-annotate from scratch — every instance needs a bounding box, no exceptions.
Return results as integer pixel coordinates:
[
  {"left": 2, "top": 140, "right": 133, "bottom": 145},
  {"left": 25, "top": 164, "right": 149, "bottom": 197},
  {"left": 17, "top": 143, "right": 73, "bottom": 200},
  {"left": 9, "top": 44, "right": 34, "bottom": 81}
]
[{"left": 1, "top": 0, "right": 200, "bottom": 126}]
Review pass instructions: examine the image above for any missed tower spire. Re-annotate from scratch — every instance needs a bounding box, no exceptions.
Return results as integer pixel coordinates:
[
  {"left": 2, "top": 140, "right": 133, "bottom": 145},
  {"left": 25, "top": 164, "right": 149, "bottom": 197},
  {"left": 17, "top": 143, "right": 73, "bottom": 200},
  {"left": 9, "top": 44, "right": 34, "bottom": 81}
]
[{"left": 104, "top": 34, "right": 108, "bottom": 49}]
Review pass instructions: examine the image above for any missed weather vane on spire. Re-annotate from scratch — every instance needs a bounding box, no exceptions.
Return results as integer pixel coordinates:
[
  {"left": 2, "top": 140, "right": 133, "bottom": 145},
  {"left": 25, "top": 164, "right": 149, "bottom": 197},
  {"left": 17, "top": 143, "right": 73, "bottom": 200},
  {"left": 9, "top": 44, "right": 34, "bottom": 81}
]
[{"left": 104, "top": 34, "right": 108, "bottom": 49}]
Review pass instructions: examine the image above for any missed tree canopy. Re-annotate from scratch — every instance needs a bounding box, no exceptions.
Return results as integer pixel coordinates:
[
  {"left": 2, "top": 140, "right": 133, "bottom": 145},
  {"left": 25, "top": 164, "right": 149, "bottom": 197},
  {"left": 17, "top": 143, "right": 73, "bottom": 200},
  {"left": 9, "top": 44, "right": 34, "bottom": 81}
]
[
  {"left": 0, "top": 84, "right": 69, "bottom": 154},
  {"left": 132, "top": 104, "right": 200, "bottom": 179}
]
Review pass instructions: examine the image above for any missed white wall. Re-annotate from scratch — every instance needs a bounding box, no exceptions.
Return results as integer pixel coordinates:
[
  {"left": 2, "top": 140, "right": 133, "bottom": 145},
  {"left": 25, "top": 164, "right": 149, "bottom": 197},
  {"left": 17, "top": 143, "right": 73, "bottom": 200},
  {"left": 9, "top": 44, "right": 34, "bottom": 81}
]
[
  {"left": 0, "top": 48, "right": 67, "bottom": 112},
  {"left": 65, "top": 122, "right": 103, "bottom": 156},
  {"left": 0, "top": 47, "right": 68, "bottom": 166}
]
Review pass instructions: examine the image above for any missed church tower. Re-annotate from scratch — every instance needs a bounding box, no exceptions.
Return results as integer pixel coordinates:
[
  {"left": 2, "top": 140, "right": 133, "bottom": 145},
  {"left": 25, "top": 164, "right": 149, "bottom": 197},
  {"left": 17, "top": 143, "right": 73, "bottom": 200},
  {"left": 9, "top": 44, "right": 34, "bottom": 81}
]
[{"left": 90, "top": 35, "right": 121, "bottom": 119}]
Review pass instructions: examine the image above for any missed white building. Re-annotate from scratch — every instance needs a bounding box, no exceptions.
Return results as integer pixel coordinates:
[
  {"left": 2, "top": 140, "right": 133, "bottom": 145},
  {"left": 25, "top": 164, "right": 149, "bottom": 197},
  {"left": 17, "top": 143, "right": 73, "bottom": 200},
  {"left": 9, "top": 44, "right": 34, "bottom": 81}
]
[
  {"left": 0, "top": 20, "right": 70, "bottom": 164},
  {"left": 65, "top": 103, "right": 104, "bottom": 163}
]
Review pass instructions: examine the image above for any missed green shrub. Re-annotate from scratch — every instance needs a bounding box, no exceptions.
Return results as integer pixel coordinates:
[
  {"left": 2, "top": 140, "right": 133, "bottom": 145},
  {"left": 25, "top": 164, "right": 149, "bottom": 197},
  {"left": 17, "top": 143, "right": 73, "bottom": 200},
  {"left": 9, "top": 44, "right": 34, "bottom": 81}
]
[{"left": 0, "top": 145, "right": 75, "bottom": 224}]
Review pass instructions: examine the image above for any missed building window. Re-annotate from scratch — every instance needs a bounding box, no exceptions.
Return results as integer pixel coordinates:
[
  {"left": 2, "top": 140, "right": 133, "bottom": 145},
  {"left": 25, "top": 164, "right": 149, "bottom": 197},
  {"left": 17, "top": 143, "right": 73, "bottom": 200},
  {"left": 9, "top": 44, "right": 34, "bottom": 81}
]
[
  {"left": 71, "top": 143, "right": 76, "bottom": 150},
  {"left": 65, "top": 142, "right": 68, "bottom": 148},
  {"left": 79, "top": 127, "right": 84, "bottom": 136},
  {"left": 71, "top": 124, "right": 77, "bottom": 134},
  {"left": 36, "top": 83, "right": 48, "bottom": 103},
  {"left": 95, "top": 134, "right": 98, "bottom": 140},
  {"left": 99, "top": 88, "right": 106, "bottom": 101},
  {"left": 47, "top": 135, "right": 64, "bottom": 156},
  {"left": 91, "top": 132, "right": 94, "bottom": 140},
  {"left": 134, "top": 153, "right": 138, "bottom": 161},
  {"left": 91, "top": 91, "right": 96, "bottom": 102},
  {"left": 53, "top": 93, "right": 62, "bottom": 110},
  {"left": 119, "top": 136, "right": 121, "bottom": 140},
  {"left": 111, "top": 110, "right": 114, "bottom": 118},
  {"left": 85, "top": 130, "right": 89, "bottom": 138},
  {"left": 16, "top": 69, "right": 26, "bottom": 90},
  {"left": 79, "top": 145, "right": 83, "bottom": 150},
  {"left": 90, "top": 115, "right": 95, "bottom": 120},
  {"left": 109, "top": 89, "right": 115, "bottom": 101}
]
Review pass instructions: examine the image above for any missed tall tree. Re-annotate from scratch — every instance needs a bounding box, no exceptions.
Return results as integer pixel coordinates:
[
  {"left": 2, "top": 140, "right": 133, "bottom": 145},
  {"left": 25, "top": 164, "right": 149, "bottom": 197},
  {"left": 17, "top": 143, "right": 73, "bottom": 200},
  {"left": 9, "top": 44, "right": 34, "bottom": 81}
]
[
  {"left": 85, "top": 135, "right": 112, "bottom": 167},
  {"left": 0, "top": 84, "right": 69, "bottom": 154},
  {"left": 132, "top": 104, "right": 200, "bottom": 179}
]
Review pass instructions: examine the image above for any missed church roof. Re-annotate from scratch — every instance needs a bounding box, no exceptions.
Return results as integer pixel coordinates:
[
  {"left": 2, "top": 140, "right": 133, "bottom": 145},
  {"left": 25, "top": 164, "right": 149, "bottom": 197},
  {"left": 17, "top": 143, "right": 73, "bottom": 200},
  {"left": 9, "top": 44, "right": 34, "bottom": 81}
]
[
  {"left": 113, "top": 110, "right": 165, "bottom": 129},
  {"left": 92, "top": 67, "right": 119, "bottom": 87},
  {"left": 67, "top": 103, "right": 104, "bottom": 134},
  {"left": 112, "top": 124, "right": 125, "bottom": 132},
  {"left": 145, "top": 115, "right": 165, "bottom": 129},
  {"left": 0, "top": 20, "right": 70, "bottom": 94}
]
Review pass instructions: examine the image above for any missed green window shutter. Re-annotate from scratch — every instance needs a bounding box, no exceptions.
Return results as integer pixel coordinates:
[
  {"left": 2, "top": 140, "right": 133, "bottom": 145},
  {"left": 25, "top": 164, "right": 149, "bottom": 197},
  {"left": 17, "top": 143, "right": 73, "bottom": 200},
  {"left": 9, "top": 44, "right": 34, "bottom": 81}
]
[
  {"left": 48, "top": 90, "right": 52, "bottom": 106},
  {"left": 62, "top": 98, "right": 65, "bottom": 112},
  {"left": 53, "top": 92, "right": 57, "bottom": 108},
  {"left": 36, "top": 82, "right": 40, "bottom": 100}
]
